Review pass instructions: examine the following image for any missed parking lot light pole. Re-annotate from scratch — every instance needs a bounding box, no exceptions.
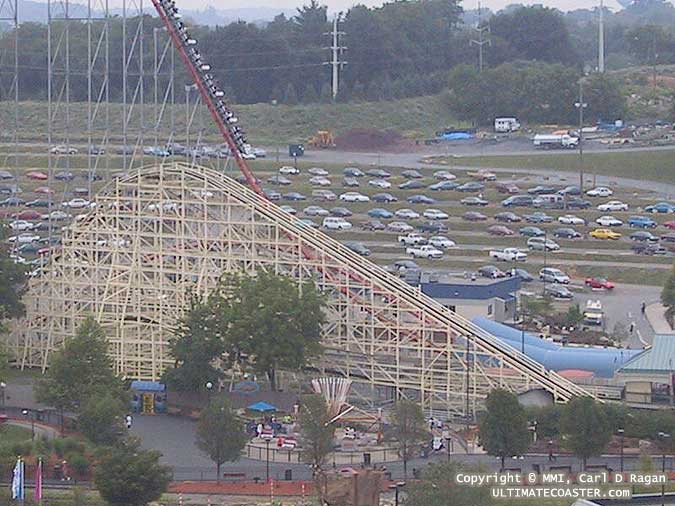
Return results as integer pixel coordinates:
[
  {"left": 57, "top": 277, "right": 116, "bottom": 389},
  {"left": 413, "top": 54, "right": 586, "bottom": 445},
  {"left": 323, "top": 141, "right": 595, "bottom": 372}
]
[
  {"left": 0, "top": 382, "right": 6, "bottom": 407},
  {"left": 205, "top": 381, "right": 213, "bottom": 407},
  {"left": 22, "top": 409, "right": 35, "bottom": 440},
  {"left": 266, "top": 438, "right": 271, "bottom": 483},
  {"left": 659, "top": 432, "right": 670, "bottom": 505},
  {"left": 617, "top": 428, "right": 624, "bottom": 472},
  {"left": 574, "top": 81, "right": 588, "bottom": 193}
]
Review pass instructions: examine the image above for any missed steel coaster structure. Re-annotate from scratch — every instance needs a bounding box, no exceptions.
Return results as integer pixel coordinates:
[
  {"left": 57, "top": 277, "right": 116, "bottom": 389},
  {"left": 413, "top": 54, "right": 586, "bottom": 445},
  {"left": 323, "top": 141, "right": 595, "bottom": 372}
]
[{"left": 5, "top": 0, "right": 591, "bottom": 417}]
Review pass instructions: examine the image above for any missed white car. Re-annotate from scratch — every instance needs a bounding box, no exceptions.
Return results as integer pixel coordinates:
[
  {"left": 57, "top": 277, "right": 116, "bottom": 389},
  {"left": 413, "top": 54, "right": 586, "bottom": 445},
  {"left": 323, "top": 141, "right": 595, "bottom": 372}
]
[
  {"left": 429, "top": 236, "right": 456, "bottom": 248},
  {"left": 41, "top": 210, "right": 71, "bottom": 221},
  {"left": 368, "top": 179, "right": 391, "bottom": 189},
  {"left": 308, "top": 167, "right": 329, "bottom": 176},
  {"left": 597, "top": 200, "right": 628, "bottom": 212},
  {"left": 309, "top": 176, "right": 331, "bottom": 187},
  {"left": 279, "top": 205, "right": 297, "bottom": 215},
  {"left": 62, "top": 198, "right": 92, "bottom": 209},
  {"left": 586, "top": 186, "right": 613, "bottom": 197},
  {"left": 322, "top": 217, "right": 352, "bottom": 230},
  {"left": 433, "top": 170, "right": 456, "bottom": 181},
  {"left": 489, "top": 247, "right": 528, "bottom": 262},
  {"left": 339, "top": 192, "right": 370, "bottom": 203},
  {"left": 303, "top": 205, "right": 329, "bottom": 216},
  {"left": 596, "top": 215, "right": 623, "bottom": 227},
  {"left": 406, "top": 244, "right": 444, "bottom": 259},
  {"left": 8, "top": 233, "right": 40, "bottom": 244},
  {"left": 558, "top": 214, "right": 585, "bottom": 225},
  {"left": 423, "top": 209, "right": 449, "bottom": 220},
  {"left": 387, "top": 221, "right": 413, "bottom": 233},
  {"left": 539, "top": 267, "right": 570, "bottom": 284},
  {"left": 395, "top": 208, "right": 420, "bottom": 219},
  {"left": 279, "top": 166, "right": 300, "bottom": 175},
  {"left": 9, "top": 220, "right": 35, "bottom": 231},
  {"left": 50, "top": 145, "right": 78, "bottom": 155}
]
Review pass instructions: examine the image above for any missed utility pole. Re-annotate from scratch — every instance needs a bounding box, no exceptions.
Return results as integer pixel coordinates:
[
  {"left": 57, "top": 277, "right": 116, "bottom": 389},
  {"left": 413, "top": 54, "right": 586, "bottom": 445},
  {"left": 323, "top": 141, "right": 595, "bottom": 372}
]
[
  {"left": 470, "top": 1, "right": 490, "bottom": 72},
  {"left": 575, "top": 81, "right": 588, "bottom": 193},
  {"left": 324, "top": 13, "right": 347, "bottom": 101},
  {"left": 598, "top": 0, "right": 605, "bottom": 73}
]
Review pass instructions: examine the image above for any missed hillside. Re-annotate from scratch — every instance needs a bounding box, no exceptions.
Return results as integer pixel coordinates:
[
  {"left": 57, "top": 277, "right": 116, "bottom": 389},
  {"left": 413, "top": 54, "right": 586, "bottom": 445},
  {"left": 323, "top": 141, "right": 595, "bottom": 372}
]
[{"left": 0, "top": 94, "right": 457, "bottom": 147}]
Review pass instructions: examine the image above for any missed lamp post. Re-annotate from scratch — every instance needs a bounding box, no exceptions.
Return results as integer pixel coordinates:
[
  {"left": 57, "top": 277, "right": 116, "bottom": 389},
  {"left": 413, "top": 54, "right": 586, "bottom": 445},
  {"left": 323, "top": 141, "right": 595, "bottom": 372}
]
[
  {"left": 574, "top": 80, "right": 588, "bottom": 193},
  {"left": 617, "top": 428, "right": 624, "bottom": 472},
  {"left": 442, "top": 428, "right": 451, "bottom": 462},
  {"left": 205, "top": 381, "right": 213, "bottom": 407},
  {"left": 22, "top": 409, "right": 35, "bottom": 440},
  {"left": 0, "top": 381, "right": 6, "bottom": 408},
  {"left": 389, "top": 481, "right": 406, "bottom": 506},
  {"left": 265, "top": 438, "right": 271, "bottom": 483},
  {"left": 659, "top": 432, "right": 670, "bottom": 506}
]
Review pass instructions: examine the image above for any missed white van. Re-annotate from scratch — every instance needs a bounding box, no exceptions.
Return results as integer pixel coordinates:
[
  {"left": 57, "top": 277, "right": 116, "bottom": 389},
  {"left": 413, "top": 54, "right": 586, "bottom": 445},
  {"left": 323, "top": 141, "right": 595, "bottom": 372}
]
[
  {"left": 322, "top": 217, "right": 352, "bottom": 230},
  {"left": 533, "top": 194, "right": 565, "bottom": 209},
  {"left": 494, "top": 117, "right": 521, "bottom": 133}
]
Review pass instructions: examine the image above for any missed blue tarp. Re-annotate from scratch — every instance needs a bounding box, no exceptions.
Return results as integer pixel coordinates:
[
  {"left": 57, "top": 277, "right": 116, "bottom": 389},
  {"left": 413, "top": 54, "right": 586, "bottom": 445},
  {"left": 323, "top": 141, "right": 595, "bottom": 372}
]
[
  {"left": 247, "top": 401, "right": 277, "bottom": 412},
  {"left": 441, "top": 132, "right": 473, "bottom": 141},
  {"left": 130, "top": 380, "right": 166, "bottom": 392}
]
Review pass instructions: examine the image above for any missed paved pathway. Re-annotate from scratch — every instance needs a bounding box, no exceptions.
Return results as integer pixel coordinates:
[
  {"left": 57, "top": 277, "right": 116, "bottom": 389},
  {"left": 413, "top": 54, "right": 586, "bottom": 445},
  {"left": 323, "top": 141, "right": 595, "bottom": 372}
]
[{"left": 645, "top": 302, "right": 673, "bottom": 334}]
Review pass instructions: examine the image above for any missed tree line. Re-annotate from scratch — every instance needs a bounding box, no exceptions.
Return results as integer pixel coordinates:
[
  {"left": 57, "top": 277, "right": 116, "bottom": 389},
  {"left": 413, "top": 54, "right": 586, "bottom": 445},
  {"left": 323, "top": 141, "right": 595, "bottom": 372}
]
[{"left": 0, "top": 1, "right": 672, "bottom": 108}]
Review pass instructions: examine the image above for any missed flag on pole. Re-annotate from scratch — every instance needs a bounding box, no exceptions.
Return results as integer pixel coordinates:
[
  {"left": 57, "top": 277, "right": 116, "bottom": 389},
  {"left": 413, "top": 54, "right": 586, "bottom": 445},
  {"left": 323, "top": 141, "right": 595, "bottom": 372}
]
[
  {"left": 34, "top": 458, "right": 43, "bottom": 502},
  {"left": 11, "top": 457, "right": 24, "bottom": 500}
]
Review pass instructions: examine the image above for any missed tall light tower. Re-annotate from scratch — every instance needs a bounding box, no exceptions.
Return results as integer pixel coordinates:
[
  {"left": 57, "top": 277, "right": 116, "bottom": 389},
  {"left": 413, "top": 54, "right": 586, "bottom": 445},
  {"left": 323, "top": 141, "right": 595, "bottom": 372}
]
[
  {"left": 598, "top": 0, "right": 605, "bottom": 73},
  {"left": 471, "top": 1, "right": 491, "bottom": 72},
  {"left": 575, "top": 81, "right": 588, "bottom": 193}
]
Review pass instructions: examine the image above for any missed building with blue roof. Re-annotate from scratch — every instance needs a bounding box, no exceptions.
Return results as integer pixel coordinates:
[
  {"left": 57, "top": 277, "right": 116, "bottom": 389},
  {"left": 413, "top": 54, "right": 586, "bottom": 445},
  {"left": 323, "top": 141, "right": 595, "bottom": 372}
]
[{"left": 616, "top": 334, "right": 675, "bottom": 405}]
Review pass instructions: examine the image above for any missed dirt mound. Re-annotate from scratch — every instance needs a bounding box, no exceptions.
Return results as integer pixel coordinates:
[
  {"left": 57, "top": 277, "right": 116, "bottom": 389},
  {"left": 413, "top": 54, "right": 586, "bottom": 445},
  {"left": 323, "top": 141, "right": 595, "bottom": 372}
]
[{"left": 334, "top": 128, "right": 403, "bottom": 151}]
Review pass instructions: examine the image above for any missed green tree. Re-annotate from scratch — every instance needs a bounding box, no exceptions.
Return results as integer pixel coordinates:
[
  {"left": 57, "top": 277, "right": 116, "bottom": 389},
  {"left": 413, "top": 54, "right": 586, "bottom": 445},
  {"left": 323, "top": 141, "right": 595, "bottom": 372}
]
[
  {"left": 35, "top": 317, "right": 124, "bottom": 413},
  {"left": 660, "top": 266, "right": 675, "bottom": 323},
  {"left": 298, "top": 395, "right": 334, "bottom": 470},
  {"left": 0, "top": 342, "right": 8, "bottom": 384},
  {"left": 77, "top": 393, "right": 125, "bottom": 446},
  {"left": 478, "top": 389, "right": 530, "bottom": 471},
  {"left": 284, "top": 83, "right": 299, "bottom": 105},
  {"left": 390, "top": 399, "right": 428, "bottom": 477},
  {"left": 319, "top": 82, "right": 333, "bottom": 103},
  {"left": 584, "top": 73, "right": 627, "bottom": 122},
  {"left": 302, "top": 84, "right": 319, "bottom": 104},
  {"left": 94, "top": 438, "right": 172, "bottom": 506},
  {"left": 404, "top": 462, "right": 493, "bottom": 506},
  {"left": 219, "top": 269, "right": 325, "bottom": 391},
  {"left": 163, "top": 294, "right": 226, "bottom": 392},
  {"left": 560, "top": 397, "right": 611, "bottom": 470},
  {"left": 195, "top": 399, "right": 247, "bottom": 482}
]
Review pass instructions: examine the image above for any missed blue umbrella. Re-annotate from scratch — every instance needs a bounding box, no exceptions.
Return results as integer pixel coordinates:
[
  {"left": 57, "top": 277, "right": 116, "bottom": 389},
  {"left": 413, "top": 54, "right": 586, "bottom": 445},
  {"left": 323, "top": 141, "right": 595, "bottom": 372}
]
[{"left": 247, "top": 401, "right": 277, "bottom": 412}]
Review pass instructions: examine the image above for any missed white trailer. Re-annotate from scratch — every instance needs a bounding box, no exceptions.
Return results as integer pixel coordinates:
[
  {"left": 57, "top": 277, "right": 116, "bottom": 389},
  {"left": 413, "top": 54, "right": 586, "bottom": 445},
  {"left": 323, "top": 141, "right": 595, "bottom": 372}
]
[
  {"left": 533, "top": 134, "right": 579, "bottom": 149},
  {"left": 494, "top": 117, "right": 521, "bottom": 133}
]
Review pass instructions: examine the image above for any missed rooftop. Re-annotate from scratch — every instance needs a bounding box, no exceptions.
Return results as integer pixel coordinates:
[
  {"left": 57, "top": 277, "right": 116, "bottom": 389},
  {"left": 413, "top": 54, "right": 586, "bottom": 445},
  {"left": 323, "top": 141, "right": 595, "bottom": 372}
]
[{"left": 619, "top": 334, "right": 675, "bottom": 373}]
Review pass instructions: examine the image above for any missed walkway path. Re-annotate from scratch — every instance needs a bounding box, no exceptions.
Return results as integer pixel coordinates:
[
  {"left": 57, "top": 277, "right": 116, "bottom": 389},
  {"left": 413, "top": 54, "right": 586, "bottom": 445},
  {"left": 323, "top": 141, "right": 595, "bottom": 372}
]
[{"left": 645, "top": 302, "right": 673, "bottom": 334}]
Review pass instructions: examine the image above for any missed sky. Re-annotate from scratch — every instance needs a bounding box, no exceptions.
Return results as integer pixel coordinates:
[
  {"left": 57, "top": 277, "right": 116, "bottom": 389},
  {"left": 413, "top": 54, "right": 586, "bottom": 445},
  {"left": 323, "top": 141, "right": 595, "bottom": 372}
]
[{"left": 138, "top": 0, "right": 626, "bottom": 13}]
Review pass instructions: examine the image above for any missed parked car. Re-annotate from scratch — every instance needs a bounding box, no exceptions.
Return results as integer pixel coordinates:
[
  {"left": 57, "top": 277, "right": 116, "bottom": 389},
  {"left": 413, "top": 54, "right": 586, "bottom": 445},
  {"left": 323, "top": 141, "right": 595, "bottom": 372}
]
[
  {"left": 629, "top": 230, "right": 659, "bottom": 242},
  {"left": 360, "top": 219, "right": 386, "bottom": 231},
  {"left": 25, "top": 199, "right": 51, "bottom": 208},
  {"left": 558, "top": 214, "right": 585, "bottom": 225},
  {"left": 398, "top": 233, "right": 428, "bottom": 246},
  {"left": 558, "top": 186, "right": 580, "bottom": 196},
  {"left": 330, "top": 207, "right": 352, "bottom": 217},
  {"left": 596, "top": 215, "right": 623, "bottom": 227},
  {"left": 586, "top": 187, "right": 613, "bottom": 197},
  {"left": 632, "top": 243, "right": 667, "bottom": 255},
  {"left": 645, "top": 202, "right": 674, "bottom": 214},
  {"left": 462, "top": 211, "right": 487, "bottom": 221},
  {"left": 388, "top": 221, "right": 414, "bottom": 233},
  {"left": 519, "top": 226, "right": 545, "bottom": 237},
  {"left": 283, "top": 192, "right": 307, "bottom": 201},
  {"left": 627, "top": 216, "right": 657, "bottom": 228},
  {"left": 664, "top": 221, "right": 675, "bottom": 230},
  {"left": 527, "top": 185, "right": 556, "bottom": 195},
  {"left": 395, "top": 209, "right": 420, "bottom": 219},
  {"left": 0, "top": 170, "right": 14, "bottom": 180},
  {"left": 428, "top": 236, "right": 455, "bottom": 248},
  {"left": 279, "top": 166, "right": 300, "bottom": 175},
  {"left": 512, "top": 268, "right": 534, "bottom": 282},
  {"left": 496, "top": 182, "right": 520, "bottom": 194},
  {"left": 343, "top": 167, "right": 365, "bottom": 177},
  {"left": 428, "top": 181, "right": 459, "bottom": 191},
  {"left": 14, "top": 210, "right": 41, "bottom": 220},
  {"left": 545, "top": 285, "right": 574, "bottom": 299},
  {"left": 417, "top": 221, "right": 448, "bottom": 233},
  {"left": 495, "top": 212, "right": 521, "bottom": 223},
  {"left": 553, "top": 227, "right": 581, "bottom": 239},
  {"left": 590, "top": 228, "right": 621, "bottom": 240},
  {"left": 489, "top": 248, "right": 527, "bottom": 262},
  {"left": 401, "top": 169, "right": 423, "bottom": 179},
  {"left": 303, "top": 206, "right": 329, "bottom": 217},
  {"left": 344, "top": 241, "right": 371, "bottom": 256},
  {"left": 399, "top": 180, "right": 425, "bottom": 190},
  {"left": 9, "top": 220, "right": 35, "bottom": 231},
  {"left": 478, "top": 265, "right": 507, "bottom": 279},
  {"left": 597, "top": 200, "right": 628, "bottom": 212},
  {"left": 366, "top": 168, "right": 391, "bottom": 178},
  {"left": 461, "top": 196, "right": 489, "bottom": 206},
  {"left": 585, "top": 277, "right": 615, "bottom": 290},
  {"left": 539, "top": 267, "right": 570, "bottom": 284},
  {"left": 8, "top": 233, "right": 41, "bottom": 244},
  {"left": 62, "top": 198, "right": 92, "bottom": 209},
  {"left": 0, "top": 197, "right": 25, "bottom": 207},
  {"left": 50, "top": 145, "right": 78, "bottom": 155},
  {"left": 342, "top": 177, "right": 360, "bottom": 187},
  {"left": 487, "top": 225, "right": 514, "bottom": 236},
  {"left": 54, "top": 171, "right": 75, "bottom": 181},
  {"left": 322, "top": 217, "right": 352, "bottom": 230},
  {"left": 406, "top": 244, "right": 443, "bottom": 259},
  {"left": 310, "top": 176, "right": 332, "bottom": 187},
  {"left": 407, "top": 195, "right": 435, "bottom": 205},
  {"left": 502, "top": 195, "right": 534, "bottom": 207},
  {"left": 368, "top": 179, "right": 391, "bottom": 189},
  {"left": 312, "top": 190, "right": 337, "bottom": 201},
  {"left": 423, "top": 209, "right": 449, "bottom": 220},
  {"left": 372, "top": 193, "right": 397, "bottom": 203},
  {"left": 456, "top": 182, "right": 485, "bottom": 192},
  {"left": 524, "top": 212, "right": 554, "bottom": 223},
  {"left": 264, "top": 189, "right": 282, "bottom": 200},
  {"left": 339, "top": 192, "right": 369, "bottom": 202},
  {"left": 527, "top": 237, "right": 560, "bottom": 251},
  {"left": 433, "top": 171, "right": 456, "bottom": 181},
  {"left": 308, "top": 167, "right": 329, "bottom": 176},
  {"left": 267, "top": 175, "right": 292, "bottom": 186},
  {"left": 661, "top": 233, "right": 675, "bottom": 243},
  {"left": 279, "top": 205, "right": 297, "bottom": 215},
  {"left": 368, "top": 208, "right": 393, "bottom": 219},
  {"left": 565, "top": 198, "right": 592, "bottom": 209}
]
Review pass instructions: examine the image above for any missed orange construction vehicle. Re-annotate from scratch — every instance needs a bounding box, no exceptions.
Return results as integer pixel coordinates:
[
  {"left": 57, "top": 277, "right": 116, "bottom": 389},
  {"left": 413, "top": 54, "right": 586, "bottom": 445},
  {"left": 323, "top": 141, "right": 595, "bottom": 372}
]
[{"left": 309, "top": 130, "right": 336, "bottom": 148}]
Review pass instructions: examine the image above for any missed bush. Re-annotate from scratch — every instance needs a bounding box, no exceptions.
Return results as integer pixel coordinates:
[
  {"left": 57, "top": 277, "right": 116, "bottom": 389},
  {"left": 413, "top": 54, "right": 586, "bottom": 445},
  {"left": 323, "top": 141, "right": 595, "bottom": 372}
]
[
  {"left": 52, "top": 438, "right": 65, "bottom": 458},
  {"left": 62, "top": 437, "right": 86, "bottom": 455},
  {"left": 11, "top": 441, "right": 33, "bottom": 457},
  {"left": 66, "top": 452, "right": 89, "bottom": 477}
]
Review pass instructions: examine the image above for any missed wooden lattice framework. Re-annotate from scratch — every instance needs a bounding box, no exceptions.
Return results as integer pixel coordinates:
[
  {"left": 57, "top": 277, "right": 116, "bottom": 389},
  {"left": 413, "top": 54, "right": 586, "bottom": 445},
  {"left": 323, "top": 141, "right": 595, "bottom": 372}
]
[{"left": 8, "top": 162, "right": 589, "bottom": 416}]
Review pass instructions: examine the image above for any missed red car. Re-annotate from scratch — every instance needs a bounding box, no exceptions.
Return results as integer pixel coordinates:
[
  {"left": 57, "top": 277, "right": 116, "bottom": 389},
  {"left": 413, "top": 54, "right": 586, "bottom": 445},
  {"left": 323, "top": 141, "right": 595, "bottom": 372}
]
[
  {"left": 26, "top": 171, "right": 48, "bottom": 181},
  {"left": 34, "top": 186, "right": 54, "bottom": 194},
  {"left": 664, "top": 221, "right": 675, "bottom": 230},
  {"left": 13, "top": 210, "right": 41, "bottom": 220},
  {"left": 585, "top": 277, "right": 615, "bottom": 290}
]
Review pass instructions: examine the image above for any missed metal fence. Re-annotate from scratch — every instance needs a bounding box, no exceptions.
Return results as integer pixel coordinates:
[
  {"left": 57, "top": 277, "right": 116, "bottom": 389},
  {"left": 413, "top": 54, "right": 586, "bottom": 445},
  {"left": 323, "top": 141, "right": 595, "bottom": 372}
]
[{"left": 245, "top": 443, "right": 405, "bottom": 466}]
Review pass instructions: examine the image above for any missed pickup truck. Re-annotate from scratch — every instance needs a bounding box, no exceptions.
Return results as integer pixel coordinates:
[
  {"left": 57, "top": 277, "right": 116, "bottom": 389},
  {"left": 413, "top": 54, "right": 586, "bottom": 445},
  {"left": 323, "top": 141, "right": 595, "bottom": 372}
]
[
  {"left": 406, "top": 244, "right": 443, "bottom": 259},
  {"left": 398, "top": 233, "right": 428, "bottom": 246},
  {"left": 489, "top": 247, "right": 528, "bottom": 262}
]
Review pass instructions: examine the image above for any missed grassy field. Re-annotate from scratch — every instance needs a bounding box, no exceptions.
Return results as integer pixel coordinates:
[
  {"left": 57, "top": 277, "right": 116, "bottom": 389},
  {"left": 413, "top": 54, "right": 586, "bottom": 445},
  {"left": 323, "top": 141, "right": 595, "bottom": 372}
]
[
  {"left": 0, "top": 94, "right": 457, "bottom": 146},
  {"left": 429, "top": 149, "right": 675, "bottom": 185}
]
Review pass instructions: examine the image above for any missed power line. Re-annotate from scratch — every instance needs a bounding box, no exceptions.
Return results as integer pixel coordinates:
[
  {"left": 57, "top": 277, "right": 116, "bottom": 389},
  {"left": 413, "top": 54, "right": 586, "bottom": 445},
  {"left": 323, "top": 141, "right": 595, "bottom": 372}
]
[
  {"left": 470, "top": 1, "right": 490, "bottom": 72},
  {"left": 323, "top": 13, "right": 346, "bottom": 100}
]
